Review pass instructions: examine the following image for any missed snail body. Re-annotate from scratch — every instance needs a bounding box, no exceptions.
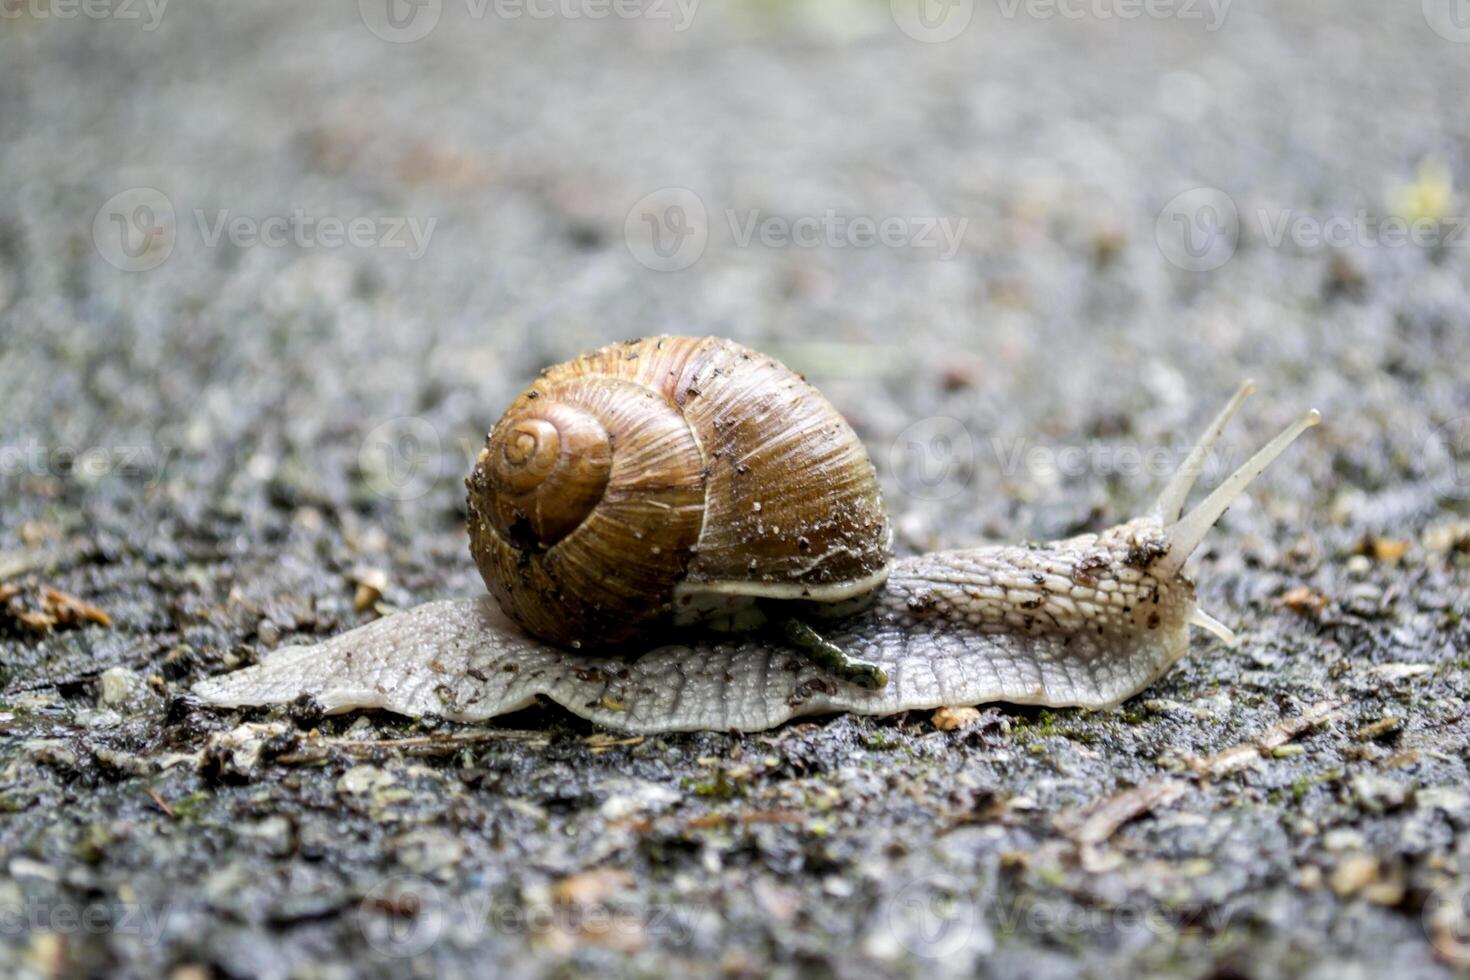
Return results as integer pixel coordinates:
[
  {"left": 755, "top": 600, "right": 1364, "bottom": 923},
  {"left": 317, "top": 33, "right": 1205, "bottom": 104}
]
[
  {"left": 466, "top": 337, "right": 890, "bottom": 649},
  {"left": 195, "top": 344, "right": 1320, "bottom": 734}
]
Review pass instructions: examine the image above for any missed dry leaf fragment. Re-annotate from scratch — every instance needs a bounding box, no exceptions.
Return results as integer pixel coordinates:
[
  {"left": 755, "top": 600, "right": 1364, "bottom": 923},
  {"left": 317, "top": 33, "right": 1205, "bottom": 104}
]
[
  {"left": 551, "top": 868, "right": 634, "bottom": 907},
  {"left": 42, "top": 587, "right": 112, "bottom": 628},
  {"left": 932, "top": 706, "right": 984, "bottom": 731},
  {"left": 1279, "top": 585, "right": 1328, "bottom": 616},
  {"left": 1355, "top": 717, "right": 1401, "bottom": 741},
  {"left": 1356, "top": 535, "right": 1409, "bottom": 563}
]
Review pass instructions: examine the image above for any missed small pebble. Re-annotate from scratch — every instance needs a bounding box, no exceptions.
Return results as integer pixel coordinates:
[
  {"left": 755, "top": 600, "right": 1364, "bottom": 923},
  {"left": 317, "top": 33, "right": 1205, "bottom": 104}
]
[
  {"left": 1329, "top": 854, "right": 1381, "bottom": 897},
  {"left": 391, "top": 829, "right": 465, "bottom": 874},
  {"left": 1323, "top": 828, "right": 1365, "bottom": 852},
  {"left": 97, "top": 666, "right": 141, "bottom": 708},
  {"left": 337, "top": 764, "right": 396, "bottom": 796},
  {"left": 1351, "top": 773, "right": 1410, "bottom": 813},
  {"left": 352, "top": 567, "right": 390, "bottom": 613},
  {"left": 257, "top": 618, "right": 282, "bottom": 647}
]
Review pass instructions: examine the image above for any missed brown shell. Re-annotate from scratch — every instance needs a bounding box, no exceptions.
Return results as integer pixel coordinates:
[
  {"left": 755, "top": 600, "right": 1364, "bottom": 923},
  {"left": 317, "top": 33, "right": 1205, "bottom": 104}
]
[{"left": 466, "top": 336, "right": 891, "bottom": 649}]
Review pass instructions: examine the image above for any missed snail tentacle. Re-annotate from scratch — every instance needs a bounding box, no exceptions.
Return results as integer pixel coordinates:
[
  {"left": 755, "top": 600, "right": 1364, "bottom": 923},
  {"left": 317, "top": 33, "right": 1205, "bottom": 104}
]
[
  {"left": 1159, "top": 407, "right": 1321, "bottom": 577},
  {"left": 1151, "top": 379, "right": 1256, "bottom": 523}
]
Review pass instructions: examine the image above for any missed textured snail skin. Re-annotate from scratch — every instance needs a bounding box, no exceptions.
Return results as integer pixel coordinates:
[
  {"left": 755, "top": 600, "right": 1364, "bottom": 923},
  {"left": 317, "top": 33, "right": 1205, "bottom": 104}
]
[
  {"left": 193, "top": 520, "right": 1194, "bottom": 733},
  {"left": 193, "top": 384, "right": 1319, "bottom": 733}
]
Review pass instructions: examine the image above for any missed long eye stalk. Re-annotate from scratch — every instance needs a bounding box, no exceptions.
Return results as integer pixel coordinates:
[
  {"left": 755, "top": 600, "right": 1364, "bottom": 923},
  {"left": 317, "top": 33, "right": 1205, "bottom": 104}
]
[
  {"left": 1160, "top": 402, "right": 1321, "bottom": 577},
  {"left": 1152, "top": 379, "right": 1257, "bottom": 523}
]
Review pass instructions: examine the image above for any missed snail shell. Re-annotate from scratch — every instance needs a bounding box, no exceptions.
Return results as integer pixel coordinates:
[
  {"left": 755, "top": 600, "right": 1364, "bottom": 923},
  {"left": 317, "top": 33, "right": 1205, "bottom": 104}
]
[{"left": 465, "top": 336, "right": 891, "bottom": 649}]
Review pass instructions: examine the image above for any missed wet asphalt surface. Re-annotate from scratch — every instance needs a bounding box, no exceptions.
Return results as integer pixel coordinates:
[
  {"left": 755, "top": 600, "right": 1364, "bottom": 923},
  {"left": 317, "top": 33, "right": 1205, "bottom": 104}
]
[{"left": 3, "top": 0, "right": 1470, "bottom": 976}]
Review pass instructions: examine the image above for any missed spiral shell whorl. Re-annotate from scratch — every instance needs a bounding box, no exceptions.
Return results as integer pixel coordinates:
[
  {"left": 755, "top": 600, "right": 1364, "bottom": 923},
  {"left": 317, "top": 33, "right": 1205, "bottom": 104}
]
[
  {"left": 467, "top": 372, "right": 707, "bottom": 648},
  {"left": 483, "top": 402, "right": 612, "bottom": 548}
]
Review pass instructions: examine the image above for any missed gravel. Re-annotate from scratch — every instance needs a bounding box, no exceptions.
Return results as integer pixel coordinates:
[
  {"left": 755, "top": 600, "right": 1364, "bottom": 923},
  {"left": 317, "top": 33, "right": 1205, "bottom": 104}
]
[{"left": 2, "top": 1, "right": 1470, "bottom": 976}]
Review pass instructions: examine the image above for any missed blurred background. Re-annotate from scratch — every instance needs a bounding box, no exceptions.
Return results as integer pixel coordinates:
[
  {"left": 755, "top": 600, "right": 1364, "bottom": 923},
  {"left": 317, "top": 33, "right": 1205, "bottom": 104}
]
[
  {"left": 4, "top": 0, "right": 1467, "bottom": 556},
  {"left": 3, "top": 1, "right": 1470, "bottom": 977}
]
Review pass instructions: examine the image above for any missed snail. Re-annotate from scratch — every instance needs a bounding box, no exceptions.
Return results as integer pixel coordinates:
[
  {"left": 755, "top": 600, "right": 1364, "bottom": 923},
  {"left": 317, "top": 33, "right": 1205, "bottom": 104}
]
[{"left": 195, "top": 337, "right": 1320, "bottom": 734}]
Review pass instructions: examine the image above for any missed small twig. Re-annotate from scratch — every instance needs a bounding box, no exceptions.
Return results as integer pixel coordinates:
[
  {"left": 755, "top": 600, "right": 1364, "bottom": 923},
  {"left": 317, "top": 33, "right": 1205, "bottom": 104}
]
[
  {"left": 610, "top": 810, "right": 807, "bottom": 834},
  {"left": 1186, "top": 699, "right": 1344, "bottom": 779},
  {"left": 1055, "top": 700, "right": 1345, "bottom": 851},
  {"left": 685, "top": 811, "right": 806, "bottom": 830},
  {"left": 146, "top": 786, "right": 175, "bottom": 818},
  {"left": 1058, "top": 778, "right": 1188, "bottom": 846},
  {"left": 583, "top": 734, "right": 645, "bottom": 753}
]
